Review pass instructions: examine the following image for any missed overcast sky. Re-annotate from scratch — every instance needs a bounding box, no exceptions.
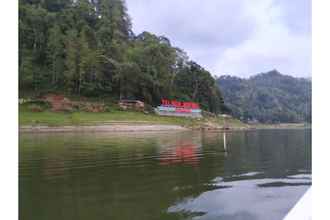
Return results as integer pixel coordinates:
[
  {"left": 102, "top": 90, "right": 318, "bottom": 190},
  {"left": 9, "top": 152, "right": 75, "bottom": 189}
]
[{"left": 125, "top": 0, "right": 311, "bottom": 78}]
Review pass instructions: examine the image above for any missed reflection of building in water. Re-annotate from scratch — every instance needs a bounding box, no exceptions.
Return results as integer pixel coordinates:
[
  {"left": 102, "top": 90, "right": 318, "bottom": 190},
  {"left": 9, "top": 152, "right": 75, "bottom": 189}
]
[{"left": 158, "top": 133, "right": 202, "bottom": 166}]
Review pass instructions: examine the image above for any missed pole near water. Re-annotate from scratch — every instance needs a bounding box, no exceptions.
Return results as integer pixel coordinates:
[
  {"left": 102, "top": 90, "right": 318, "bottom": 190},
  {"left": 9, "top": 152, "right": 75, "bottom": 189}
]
[
  {"left": 223, "top": 114, "right": 228, "bottom": 130},
  {"left": 223, "top": 132, "right": 227, "bottom": 152},
  {"left": 223, "top": 132, "right": 228, "bottom": 157},
  {"left": 221, "top": 114, "right": 230, "bottom": 156}
]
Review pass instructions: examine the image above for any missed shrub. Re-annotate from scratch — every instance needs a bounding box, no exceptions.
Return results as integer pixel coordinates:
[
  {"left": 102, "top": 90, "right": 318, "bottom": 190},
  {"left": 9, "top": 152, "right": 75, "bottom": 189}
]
[
  {"left": 144, "top": 104, "right": 155, "bottom": 114},
  {"left": 104, "top": 105, "right": 112, "bottom": 112},
  {"left": 20, "top": 99, "right": 51, "bottom": 112},
  {"left": 28, "top": 104, "right": 43, "bottom": 112},
  {"left": 26, "top": 100, "right": 51, "bottom": 110}
]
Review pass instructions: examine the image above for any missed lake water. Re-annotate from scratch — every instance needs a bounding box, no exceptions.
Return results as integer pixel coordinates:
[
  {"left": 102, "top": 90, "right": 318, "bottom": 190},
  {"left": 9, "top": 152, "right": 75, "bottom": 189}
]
[{"left": 19, "top": 129, "right": 311, "bottom": 220}]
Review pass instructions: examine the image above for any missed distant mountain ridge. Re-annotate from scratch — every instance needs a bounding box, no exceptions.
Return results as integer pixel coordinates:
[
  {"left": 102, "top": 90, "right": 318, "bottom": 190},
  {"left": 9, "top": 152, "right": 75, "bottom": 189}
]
[{"left": 217, "top": 70, "right": 311, "bottom": 123}]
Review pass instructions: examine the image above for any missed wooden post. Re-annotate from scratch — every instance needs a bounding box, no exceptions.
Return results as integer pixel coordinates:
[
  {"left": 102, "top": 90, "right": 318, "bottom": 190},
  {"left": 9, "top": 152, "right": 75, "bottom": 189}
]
[
  {"left": 222, "top": 114, "right": 229, "bottom": 130},
  {"left": 223, "top": 132, "right": 228, "bottom": 157}
]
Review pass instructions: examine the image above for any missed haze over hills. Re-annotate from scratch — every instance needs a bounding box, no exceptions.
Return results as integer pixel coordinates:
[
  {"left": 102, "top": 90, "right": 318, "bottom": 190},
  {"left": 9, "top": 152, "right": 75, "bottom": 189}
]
[{"left": 217, "top": 70, "right": 311, "bottom": 123}]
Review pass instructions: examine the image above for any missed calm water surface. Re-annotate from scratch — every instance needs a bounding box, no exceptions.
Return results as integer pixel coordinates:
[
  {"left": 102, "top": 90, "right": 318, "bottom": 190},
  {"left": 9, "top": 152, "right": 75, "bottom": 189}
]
[{"left": 19, "top": 129, "right": 311, "bottom": 220}]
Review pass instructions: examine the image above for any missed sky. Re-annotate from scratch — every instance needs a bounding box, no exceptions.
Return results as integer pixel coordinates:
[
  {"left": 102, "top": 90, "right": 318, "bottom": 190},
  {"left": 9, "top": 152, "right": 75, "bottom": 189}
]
[{"left": 125, "top": 0, "right": 311, "bottom": 78}]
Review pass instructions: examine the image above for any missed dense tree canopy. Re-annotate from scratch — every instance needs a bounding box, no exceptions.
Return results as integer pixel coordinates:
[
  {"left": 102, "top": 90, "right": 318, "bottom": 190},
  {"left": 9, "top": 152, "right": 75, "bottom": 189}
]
[
  {"left": 19, "top": 0, "right": 225, "bottom": 113},
  {"left": 217, "top": 70, "right": 311, "bottom": 123}
]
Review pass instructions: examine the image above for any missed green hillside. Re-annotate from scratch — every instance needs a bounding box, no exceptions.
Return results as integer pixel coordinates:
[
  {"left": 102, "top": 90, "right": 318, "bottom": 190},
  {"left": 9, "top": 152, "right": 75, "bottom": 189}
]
[
  {"left": 19, "top": 0, "right": 225, "bottom": 113},
  {"left": 217, "top": 70, "right": 311, "bottom": 123}
]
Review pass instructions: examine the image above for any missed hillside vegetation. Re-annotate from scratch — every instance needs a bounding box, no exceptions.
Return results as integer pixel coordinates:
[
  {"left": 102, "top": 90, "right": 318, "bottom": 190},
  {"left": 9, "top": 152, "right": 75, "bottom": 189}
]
[
  {"left": 217, "top": 70, "right": 311, "bottom": 123},
  {"left": 19, "top": 0, "right": 226, "bottom": 114},
  {"left": 19, "top": 0, "right": 311, "bottom": 125}
]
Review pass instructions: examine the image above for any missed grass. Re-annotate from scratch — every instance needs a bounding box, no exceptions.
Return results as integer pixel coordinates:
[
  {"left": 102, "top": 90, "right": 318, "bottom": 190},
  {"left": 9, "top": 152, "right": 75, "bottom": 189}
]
[
  {"left": 20, "top": 108, "right": 197, "bottom": 127},
  {"left": 19, "top": 105, "right": 247, "bottom": 128}
]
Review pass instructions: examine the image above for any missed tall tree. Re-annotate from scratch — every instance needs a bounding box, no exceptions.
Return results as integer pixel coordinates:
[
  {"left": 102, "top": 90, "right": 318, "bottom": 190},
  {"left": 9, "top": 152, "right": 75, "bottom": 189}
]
[
  {"left": 19, "top": 0, "right": 227, "bottom": 113},
  {"left": 64, "top": 29, "right": 79, "bottom": 93},
  {"left": 47, "top": 24, "right": 64, "bottom": 87}
]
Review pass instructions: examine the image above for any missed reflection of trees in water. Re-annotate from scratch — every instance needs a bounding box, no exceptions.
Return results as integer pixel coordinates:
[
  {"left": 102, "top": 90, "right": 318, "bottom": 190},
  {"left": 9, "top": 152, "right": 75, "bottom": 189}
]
[
  {"left": 19, "top": 132, "right": 224, "bottom": 220},
  {"left": 223, "top": 129, "right": 311, "bottom": 180},
  {"left": 19, "top": 130, "right": 311, "bottom": 220}
]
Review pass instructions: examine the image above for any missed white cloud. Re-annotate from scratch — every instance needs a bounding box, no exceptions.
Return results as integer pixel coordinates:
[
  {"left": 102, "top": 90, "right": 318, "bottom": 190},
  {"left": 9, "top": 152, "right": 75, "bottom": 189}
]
[
  {"left": 126, "top": 0, "right": 311, "bottom": 77},
  {"left": 215, "top": 0, "right": 311, "bottom": 77}
]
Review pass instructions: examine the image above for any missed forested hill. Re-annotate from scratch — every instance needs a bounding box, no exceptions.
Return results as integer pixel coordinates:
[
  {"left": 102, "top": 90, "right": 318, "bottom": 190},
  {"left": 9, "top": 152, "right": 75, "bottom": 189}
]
[
  {"left": 217, "top": 70, "right": 311, "bottom": 123},
  {"left": 19, "top": 0, "right": 225, "bottom": 114}
]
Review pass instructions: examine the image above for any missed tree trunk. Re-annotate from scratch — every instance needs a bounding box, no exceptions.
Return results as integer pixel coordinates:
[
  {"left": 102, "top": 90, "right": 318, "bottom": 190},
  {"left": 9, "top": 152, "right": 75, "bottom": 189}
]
[
  {"left": 192, "top": 80, "right": 199, "bottom": 100},
  {"left": 52, "top": 57, "right": 56, "bottom": 85}
]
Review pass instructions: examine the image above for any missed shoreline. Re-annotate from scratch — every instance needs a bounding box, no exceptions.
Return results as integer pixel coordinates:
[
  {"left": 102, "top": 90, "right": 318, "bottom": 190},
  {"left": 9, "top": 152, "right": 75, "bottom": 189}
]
[
  {"left": 19, "top": 124, "right": 189, "bottom": 133},
  {"left": 19, "top": 123, "right": 309, "bottom": 133}
]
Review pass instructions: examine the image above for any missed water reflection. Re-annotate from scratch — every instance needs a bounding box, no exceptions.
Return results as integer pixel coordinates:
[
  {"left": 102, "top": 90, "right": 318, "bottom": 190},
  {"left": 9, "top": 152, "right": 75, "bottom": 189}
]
[
  {"left": 19, "top": 129, "right": 311, "bottom": 220},
  {"left": 168, "top": 176, "right": 311, "bottom": 220},
  {"left": 159, "top": 140, "right": 200, "bottom": 166}
]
